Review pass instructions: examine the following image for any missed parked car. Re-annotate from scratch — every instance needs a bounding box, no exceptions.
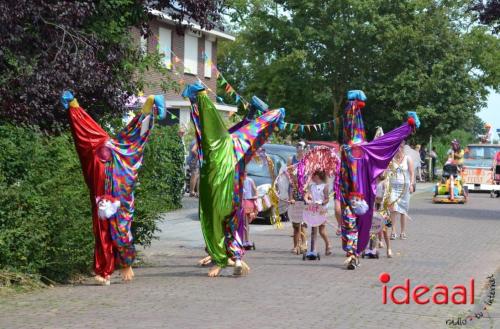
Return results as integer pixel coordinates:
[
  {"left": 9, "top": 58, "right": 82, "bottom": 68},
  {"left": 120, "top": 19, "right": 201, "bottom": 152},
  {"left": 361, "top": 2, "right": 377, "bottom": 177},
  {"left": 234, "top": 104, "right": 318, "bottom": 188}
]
[
  {"left": 306, "top": 140, "right": 340, "bottom": 153},
  {"left": 246, "top": 144, "right": 296, "bottom": 224}
]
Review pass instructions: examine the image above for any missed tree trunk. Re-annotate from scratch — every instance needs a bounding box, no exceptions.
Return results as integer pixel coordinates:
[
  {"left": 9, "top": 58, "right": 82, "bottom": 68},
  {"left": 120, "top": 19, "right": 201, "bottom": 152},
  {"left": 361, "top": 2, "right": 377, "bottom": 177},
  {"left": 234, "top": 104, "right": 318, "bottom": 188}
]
[{"left": 332, "top": 94, "right": 343, "bottom": 140}]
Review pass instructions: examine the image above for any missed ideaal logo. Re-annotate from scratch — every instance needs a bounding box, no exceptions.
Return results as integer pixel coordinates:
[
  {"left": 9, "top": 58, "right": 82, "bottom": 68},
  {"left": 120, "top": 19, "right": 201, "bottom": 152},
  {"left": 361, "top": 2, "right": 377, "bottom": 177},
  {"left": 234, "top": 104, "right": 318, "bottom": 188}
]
[{"left": 379, "top": 272, "right": 475, "bottom": 305}]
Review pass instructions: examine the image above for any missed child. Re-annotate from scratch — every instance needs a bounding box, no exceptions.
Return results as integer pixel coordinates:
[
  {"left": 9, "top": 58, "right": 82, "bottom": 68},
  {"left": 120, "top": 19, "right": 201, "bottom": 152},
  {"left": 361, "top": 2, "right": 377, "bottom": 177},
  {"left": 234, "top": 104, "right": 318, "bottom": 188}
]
[
  {"left": 276, "top": 166, "right": 295, "bottom": 223},
  {"left": 242, "top": 172, "right": 258, "bottom": 249},
  {"left": 304, "top": 170, "right": 331, "bottom": 255},
  {"left": 375, "top": 171, "right": 393, "bottom": 258}
]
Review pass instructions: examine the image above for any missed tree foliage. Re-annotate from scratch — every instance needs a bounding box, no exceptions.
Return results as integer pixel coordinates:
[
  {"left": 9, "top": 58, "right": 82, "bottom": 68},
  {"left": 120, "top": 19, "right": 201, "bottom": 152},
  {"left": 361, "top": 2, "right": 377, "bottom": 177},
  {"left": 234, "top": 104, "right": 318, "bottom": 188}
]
[
  {"left": 0, "top": 0, "right": 224, "bottom": 132},
  {"left": 472, "top": 0, "right": 500, "bottom": 33},
  {"left": 220, "top": 0, "right": 500, "bottom": 142}
]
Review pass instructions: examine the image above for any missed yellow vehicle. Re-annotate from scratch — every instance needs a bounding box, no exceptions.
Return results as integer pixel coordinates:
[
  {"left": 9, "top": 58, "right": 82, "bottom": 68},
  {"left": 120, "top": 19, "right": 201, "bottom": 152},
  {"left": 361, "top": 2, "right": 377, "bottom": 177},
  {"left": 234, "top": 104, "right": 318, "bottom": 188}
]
[{"left": 433, "top": 164, "right": 467, "bottom": 204}]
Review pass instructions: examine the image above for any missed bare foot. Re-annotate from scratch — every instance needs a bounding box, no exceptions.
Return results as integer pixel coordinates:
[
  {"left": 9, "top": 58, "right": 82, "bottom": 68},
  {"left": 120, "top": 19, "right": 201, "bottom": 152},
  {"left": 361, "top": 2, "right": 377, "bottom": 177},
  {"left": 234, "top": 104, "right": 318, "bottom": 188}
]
[
  {"left": 198, "top": 255, "right": 212, "bottom": 266},
  {"left": 94, "top": 275, "right": 106, "bottom": 284},
  {"left": 234, "top": 260, "right": 250, "bottom": 276},
  {"left": 325, "top": 247, "right": 332, "bottom": 256},
  {"left": 387, "top": 249, "right": 393, "bottom": 258},
  {"left": 241, "top": 261, "right": 250, "bottom": 275},
  {"left": 233, "top": 259, "right": 243, "bottom": 276},
  {"left": 227, "top": 258, "right": 235, "bottom": 267},
  {"left": 94, "top": 275, "right": 110, "bottom": 286},
  {"left": 208, "top": 265, "right": 222, "bottom": 277},
  {"left": 121, "top": 266, "right": 134, "bottom": 281}
]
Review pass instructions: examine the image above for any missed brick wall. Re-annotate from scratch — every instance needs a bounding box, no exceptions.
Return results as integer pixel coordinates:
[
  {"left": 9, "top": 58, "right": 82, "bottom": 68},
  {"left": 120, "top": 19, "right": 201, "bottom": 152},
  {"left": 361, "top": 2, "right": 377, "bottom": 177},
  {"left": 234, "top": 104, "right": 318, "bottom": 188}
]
[{"left": 132, "top": 19, "right": 218, "bottom": 102}]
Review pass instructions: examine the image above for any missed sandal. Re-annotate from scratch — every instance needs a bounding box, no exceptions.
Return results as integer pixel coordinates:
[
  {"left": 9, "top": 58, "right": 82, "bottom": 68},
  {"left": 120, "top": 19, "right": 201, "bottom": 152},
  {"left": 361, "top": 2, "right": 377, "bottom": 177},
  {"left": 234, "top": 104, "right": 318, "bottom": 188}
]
[
  {"left": 400, "top": 233, "right": 407, "bottom": 240},
  {"left": 336, "top": 228, "right": 341, "bottom": 236},
  {"left": 390, "top": 233, "right": 397, "bottom": 240},
  {"left": 387, "top": 249, "right": 393, "bottom": 258},
  {"left": 325, "top": 247, "right": 332, "bottom": 256}
]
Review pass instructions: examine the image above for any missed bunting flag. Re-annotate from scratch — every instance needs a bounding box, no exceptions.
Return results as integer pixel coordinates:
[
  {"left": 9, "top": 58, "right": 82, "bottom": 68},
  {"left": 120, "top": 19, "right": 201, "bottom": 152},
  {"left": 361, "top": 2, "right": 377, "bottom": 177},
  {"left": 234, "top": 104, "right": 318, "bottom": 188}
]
[{"left": 163, "top": 47, "right": 341, "bottom": 133}]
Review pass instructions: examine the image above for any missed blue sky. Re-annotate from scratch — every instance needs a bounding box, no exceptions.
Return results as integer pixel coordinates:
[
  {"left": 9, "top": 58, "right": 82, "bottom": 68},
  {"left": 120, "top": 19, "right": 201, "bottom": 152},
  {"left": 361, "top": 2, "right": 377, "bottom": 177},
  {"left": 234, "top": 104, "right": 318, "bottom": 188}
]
[{"left": 479, "top": 91, "right": 500, "bottom": 137}]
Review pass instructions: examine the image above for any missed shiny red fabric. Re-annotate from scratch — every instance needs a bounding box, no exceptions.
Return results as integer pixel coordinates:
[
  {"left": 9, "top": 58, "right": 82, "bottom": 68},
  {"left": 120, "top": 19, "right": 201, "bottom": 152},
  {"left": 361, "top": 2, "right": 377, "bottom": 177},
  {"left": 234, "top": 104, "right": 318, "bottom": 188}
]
[{"left": 68, "top": 106, "right": 115, "bottom": 277}]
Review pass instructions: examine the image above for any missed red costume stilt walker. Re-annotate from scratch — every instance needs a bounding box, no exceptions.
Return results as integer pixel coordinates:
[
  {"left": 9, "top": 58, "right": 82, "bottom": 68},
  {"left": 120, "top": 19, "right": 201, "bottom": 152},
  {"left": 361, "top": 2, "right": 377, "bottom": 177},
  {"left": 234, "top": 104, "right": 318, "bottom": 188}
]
[{"left": 61, "top": 91, "right": 163, "bottom": 284}]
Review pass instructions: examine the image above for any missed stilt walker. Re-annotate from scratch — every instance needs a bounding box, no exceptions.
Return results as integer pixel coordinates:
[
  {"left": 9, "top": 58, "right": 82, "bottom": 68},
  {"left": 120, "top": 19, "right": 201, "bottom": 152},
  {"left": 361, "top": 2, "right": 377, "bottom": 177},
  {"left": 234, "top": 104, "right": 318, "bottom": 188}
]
[
  {"left": 196, "top": 96, "right": 270, "bottom": 266},
  {"left": 339, "top": 90, "right": 419, "bottom": 269},
  {"left": 183, "top": 83, "right": 284, "bottom": 277},
  {"left": 60, "top": 91, "right": 164, "bottom": 284}
]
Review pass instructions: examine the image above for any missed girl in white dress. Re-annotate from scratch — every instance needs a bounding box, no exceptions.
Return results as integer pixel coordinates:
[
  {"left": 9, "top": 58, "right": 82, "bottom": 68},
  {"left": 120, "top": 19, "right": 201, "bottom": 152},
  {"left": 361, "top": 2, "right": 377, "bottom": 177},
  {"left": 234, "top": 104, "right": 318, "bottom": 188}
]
[{"left": 304, "top": 171, "right": 331, "bottom": 255}]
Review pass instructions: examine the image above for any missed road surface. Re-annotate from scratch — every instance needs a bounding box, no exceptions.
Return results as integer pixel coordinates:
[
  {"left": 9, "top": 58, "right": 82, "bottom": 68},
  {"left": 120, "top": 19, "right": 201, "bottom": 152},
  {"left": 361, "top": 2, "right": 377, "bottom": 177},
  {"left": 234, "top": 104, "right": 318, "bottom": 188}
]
[{"left": 1, "top": 187, "right": 499, "bottom": 329}]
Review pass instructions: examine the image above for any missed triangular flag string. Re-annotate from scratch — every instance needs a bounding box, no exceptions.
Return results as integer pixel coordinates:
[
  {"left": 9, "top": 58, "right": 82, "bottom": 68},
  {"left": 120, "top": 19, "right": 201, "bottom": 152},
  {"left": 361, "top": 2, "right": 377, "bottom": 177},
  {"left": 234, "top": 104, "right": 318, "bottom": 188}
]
[{"left": 160, "top": 45, "right": 341, "bottom": 133}]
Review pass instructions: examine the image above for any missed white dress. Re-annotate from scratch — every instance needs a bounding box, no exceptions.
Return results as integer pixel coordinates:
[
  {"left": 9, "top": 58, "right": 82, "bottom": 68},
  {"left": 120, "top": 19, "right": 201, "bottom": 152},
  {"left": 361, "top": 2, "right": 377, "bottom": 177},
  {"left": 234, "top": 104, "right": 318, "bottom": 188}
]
[
  {"left": 389, "top": 156, "right": 411, "bottom": 215},
  {"left": 302, "top": 183, "right": 328, "bottom": 227},
  {"left": 310, "top": 183, "right": 326, "bottom": 204}
]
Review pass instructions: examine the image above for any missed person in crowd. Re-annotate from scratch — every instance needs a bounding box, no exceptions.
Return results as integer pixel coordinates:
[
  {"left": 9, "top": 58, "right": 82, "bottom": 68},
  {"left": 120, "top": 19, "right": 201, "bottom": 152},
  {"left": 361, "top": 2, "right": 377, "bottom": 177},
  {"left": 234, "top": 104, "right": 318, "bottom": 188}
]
[
  {"left": 242, "top": 172, "right": 258, "bottom": 248},
  {"left": 187, "top": 139, "right": 200, "bottom": 197},
  {"left": 276, "top": 166, "right": 295, "bottom": 224},
  {"left": 389, "top": 142, "right": 414, "bottom": 240},
  {"left": 289, "top": 141, "right": 306, "bottom": 167},
  {"left": 304, "top": 170, "right": 331, "bottom": 255},
  {"left": 419, "top": 144, "right": 426, "bottom": 164},
  {"left": 375, "top": 172, "right": 393, "bottom": 257},
  {"left": 414, "top": 144, "right": 423, "bottom": 182},
  {"left": 289, "top": 141, "right": 308, "bottom": 254},
  {"left": 429, "top": 146, "right": 438, "bottom": 180},
  {"left": 404, "top": 144, "right": 420, "bottom": 189},
  {"left": 447, "top": 139, "right": 465, "bottom": 170}
]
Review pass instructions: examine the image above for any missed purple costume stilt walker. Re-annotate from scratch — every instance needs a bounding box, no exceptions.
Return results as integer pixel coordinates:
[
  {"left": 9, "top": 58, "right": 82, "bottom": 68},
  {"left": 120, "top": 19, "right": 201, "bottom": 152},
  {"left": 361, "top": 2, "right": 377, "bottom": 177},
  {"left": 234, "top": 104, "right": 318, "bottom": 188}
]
[{"left": 339, "top": 90, "right": 419, "bottom": 269}]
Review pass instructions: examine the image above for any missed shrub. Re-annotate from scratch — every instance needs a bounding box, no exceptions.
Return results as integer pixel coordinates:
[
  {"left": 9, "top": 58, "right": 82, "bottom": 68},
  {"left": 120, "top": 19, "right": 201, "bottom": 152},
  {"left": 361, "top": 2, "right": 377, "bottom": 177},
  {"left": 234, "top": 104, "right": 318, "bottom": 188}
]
[
  {"left": 134, "top": 124, "right": 185, "bottom": 247},
  {"left": 0, "top": 123, "right": 184, "bottom": 282}
]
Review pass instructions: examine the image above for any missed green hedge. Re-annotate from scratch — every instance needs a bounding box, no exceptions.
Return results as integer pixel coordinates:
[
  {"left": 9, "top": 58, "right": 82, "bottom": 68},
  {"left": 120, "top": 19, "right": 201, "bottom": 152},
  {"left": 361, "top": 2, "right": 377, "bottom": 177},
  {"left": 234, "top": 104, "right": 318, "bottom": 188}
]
[{"left": 0, "top": 124, "right": 184, "bottom": 283}]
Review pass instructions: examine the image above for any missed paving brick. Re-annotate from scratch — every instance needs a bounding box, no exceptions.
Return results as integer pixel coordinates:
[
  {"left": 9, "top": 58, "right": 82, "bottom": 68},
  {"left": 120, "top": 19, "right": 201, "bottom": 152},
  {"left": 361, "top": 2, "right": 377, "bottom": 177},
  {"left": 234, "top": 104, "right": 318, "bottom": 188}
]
[{"left": 0, "top": 192, "right": 499, "bottom": 329}]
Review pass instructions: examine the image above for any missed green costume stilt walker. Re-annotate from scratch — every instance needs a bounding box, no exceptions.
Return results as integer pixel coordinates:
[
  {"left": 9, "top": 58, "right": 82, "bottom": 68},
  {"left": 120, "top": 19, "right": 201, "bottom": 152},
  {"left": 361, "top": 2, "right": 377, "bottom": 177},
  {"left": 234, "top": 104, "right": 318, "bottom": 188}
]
[{"left": 183, "top": 83, "right": 285, "bottom": 276}]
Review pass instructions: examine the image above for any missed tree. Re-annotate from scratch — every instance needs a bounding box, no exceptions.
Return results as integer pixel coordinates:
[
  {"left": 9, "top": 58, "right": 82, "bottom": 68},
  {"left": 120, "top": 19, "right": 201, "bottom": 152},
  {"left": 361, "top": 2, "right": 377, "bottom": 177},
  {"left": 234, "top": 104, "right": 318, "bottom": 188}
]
[
  {"left": 472, "top": 0, "right": 500, "bottom": 33},
  {"left": 219, "top": 0, "right": 500, "bottom": 141},
  {"left": 0, "top": 0, "right": 225, "bottom": 132}
]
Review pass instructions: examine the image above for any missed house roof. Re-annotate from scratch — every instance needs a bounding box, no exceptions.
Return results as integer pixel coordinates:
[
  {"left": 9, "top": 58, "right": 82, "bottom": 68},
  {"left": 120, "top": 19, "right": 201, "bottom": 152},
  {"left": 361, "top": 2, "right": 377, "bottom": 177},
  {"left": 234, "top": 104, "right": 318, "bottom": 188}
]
[{"left": 149, "top": 9, "right": 236, "bottom": 41}]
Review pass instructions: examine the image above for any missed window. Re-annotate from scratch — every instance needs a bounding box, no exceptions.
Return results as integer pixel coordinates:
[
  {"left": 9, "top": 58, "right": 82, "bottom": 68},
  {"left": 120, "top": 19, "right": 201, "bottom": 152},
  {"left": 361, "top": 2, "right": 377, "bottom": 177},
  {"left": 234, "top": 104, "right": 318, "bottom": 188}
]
[
  {"left": 158, "top": 27, "right": 172, "bottom": 68},
  {"left": 204, "top": 40, "right": 212, "bottom": 78},
  {"left": 184, "top": 34, "right": 198, "bottom": 74}
]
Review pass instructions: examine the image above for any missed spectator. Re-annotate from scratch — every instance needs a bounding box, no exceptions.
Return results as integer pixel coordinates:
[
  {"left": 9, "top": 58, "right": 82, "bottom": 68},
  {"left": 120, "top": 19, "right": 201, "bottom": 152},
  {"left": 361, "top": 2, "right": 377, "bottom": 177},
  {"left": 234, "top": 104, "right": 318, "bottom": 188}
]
[
  {"left": 389, "top": 142, "right": 414, "bottom": 240},
  {"left": 187, "top": 139, "right": 200, "bottom": 197},
  {"left": 404, "top": 144, "right": 421, "bottom": 186},
  {"left": 429, "top": 147, "right": 437, "bottom": 180}
]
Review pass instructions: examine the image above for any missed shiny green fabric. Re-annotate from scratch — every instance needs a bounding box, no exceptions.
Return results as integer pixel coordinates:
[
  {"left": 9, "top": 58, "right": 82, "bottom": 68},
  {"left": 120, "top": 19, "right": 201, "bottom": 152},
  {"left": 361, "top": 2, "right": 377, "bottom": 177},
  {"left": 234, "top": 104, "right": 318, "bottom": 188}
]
[{"left": 197, "top": 92, "right": 235, "bottom": 267}]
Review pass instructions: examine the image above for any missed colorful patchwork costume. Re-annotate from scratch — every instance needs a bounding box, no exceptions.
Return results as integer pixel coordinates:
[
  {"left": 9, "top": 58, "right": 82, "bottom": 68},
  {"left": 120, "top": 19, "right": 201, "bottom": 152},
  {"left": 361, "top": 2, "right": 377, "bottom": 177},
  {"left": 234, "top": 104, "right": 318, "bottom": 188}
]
[
  {"left": 61, "top": 91, "right": 164, "bottom": 279},
  {"left": 183, "top": 83, "right": 285, "bottom": 270},
  {"left": 339, "top": 90, "right": 419, "bottom": 269}
]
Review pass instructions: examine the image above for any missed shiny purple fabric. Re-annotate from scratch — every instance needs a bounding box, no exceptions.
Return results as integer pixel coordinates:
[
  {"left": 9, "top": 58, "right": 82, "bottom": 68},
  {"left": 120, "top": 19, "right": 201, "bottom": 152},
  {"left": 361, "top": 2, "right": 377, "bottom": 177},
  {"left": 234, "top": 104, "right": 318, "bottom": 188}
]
[{"left": 351, "top": 123, "right": 413, "bottom": 253}]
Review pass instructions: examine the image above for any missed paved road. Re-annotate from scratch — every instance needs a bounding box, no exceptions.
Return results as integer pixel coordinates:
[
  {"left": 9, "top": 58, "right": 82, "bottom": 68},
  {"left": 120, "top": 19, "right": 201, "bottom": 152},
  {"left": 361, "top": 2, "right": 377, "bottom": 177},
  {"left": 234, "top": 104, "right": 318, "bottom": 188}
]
[{"left": 1, "top": 188, "right": 499, "bottom": 329}]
